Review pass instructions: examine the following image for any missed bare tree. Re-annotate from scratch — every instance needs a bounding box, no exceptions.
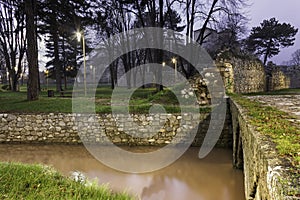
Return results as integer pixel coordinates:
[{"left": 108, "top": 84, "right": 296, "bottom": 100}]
[
  {"left": 173, "top": 0, "right": 248, "bottom": 77},
  {"left": 291, "top": 49, "right": 300, "bottom": 66},
  {"left": 0, "top": 0, "right": 27, "bottom": 91},
  {"left": 195, "top": 0, "right": 248, "bottom": 45}
]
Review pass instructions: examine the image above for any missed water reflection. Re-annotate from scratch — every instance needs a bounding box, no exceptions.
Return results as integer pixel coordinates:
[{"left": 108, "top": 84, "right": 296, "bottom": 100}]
[{"left": 0, "top": 144, "right": 245, "bottom": 200}]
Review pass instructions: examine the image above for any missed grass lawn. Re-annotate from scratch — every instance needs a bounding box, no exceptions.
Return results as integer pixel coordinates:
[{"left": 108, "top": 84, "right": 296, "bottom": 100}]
[
  {"left": 0, "top": 162, "right": 133, "bottom": 200},
  {"left": 0, "top": 84, "right": 206, "bottom": 114}
]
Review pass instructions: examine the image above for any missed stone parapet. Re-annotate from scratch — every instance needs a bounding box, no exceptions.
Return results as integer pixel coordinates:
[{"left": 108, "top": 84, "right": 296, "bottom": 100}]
[{"left": 230, "top": 98, "right": 299, "bottom": 200}]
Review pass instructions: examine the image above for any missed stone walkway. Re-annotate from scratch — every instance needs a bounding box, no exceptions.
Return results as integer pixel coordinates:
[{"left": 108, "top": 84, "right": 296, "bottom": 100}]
[{"left": 246, "top": 95, "right": 300, "bottom": 121}]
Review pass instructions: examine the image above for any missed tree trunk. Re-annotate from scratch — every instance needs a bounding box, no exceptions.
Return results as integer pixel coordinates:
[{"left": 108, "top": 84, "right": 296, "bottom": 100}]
[
  {"left": 50, "top": 4, "right": 62, "bottom": 93},
  {"left": 263, "top": 41, "right": 272, "bottom": 65},
  {"left": 62, "top": 36, "right": 67, "bottom": 90},
  {"left": 263, "top": 53, "right": 268, "bottom": 66},
  {"left": 11, "top": 73, "right": 18, "bottom": 92},
  {"left": 196, "top": 0, "right": 218, "bottom": 45},
  {"left": 53, "top": 30, "right": 61, "bottom": 92},
  {"left": 185, "top": 0, "right": 196, "bottom": 78},
  {"left": 36, "top": 13, "right": 41, "bottom": 92},
  {"left": 156, "top": 0, "right": 164, "bottom": 91},
  {"left": 25, "top": 0, "right": 39, "bottom": 101}
]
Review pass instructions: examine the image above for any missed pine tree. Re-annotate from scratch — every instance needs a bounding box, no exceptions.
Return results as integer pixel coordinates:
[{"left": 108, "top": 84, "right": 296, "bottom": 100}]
[
  {"left": 246, "top": 18, "right": 298, "bottom": 65},
  {"left": 39, "top": 0, "right": 91, "bottom": 92}
]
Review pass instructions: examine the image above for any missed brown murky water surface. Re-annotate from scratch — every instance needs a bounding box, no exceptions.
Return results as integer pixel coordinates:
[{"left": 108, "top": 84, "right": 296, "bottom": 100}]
[{"left": 0, "top": 144, "right": 245, "bottom": 200}]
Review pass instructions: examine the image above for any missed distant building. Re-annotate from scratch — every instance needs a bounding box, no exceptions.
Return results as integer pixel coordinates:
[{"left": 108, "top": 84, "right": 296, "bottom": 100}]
[
  {"left": 194, "top": 28, "right": 218, "bottom": 52},
  {"left": 194, "top": 28, "right": 234, "bottom": 54}
]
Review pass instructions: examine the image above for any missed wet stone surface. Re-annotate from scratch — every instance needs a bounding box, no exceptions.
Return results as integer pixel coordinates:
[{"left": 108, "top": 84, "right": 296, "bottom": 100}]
[{"left": 246, "top": 95, "right": 300, "bottom": 121}]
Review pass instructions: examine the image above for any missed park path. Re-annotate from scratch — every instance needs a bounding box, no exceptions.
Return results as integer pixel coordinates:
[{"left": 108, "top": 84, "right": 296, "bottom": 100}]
[{"left": 246, "top": 95, "right": 300, "bottom": 122}]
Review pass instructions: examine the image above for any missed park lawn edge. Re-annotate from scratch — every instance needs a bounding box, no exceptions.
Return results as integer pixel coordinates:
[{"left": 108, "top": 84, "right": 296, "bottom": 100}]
[
  {"left": 0, "top": 162, "right": 134, "bottom": 200},
  {"left": 0, "top": 88, "right": 211, "bottom": 114}
]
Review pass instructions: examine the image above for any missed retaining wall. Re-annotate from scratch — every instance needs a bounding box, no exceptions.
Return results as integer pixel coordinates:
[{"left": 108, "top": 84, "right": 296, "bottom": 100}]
[
  {"left": 0, "top": 111, "right": 232, "bottom": 148},
  {"left": 230, "top": 98, "right": 299, "bottom": 200}
]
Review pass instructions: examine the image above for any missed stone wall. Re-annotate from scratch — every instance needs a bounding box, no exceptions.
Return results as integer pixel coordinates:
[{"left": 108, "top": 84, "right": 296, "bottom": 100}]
[
  {"left": 282, "top": 65, "right": 300, "bottom": 88},
  {"left": 216, "top": 59, "right": 266, "bottom": 94},
  {"left": 216, "top": 62, "right": 234, "bottom": 93},
  {"left": 213, "top": 59, "right": 299, "bottom": 94},
  {"left": 232, "top": 59, "right": 266, "bottom": 94},
  {"left": 0, "top": 111, "right": 232, "bottom": 148},
  {"left": 230, "top": 99, "right": 299, "bottom": 200},
  {"left": 189, "top": 58, "right": 267, "bottom": 97},
  {"left": 269, "top": 68, "right": 290, "bottom": 91},
  {"left": 265, "top": 63, "right": 291, "bottom": 91}
]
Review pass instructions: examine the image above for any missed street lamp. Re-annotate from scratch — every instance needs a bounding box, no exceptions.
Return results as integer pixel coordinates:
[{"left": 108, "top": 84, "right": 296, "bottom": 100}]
[
  {"left": 14, "top": 66, "right": 19, "bottom": 91},
  {"left": 171, "top": 57, "right": 177, "bottom": 80},
  {"left": 6, "top": 70, "right": 9, "bottom": 84},
  {"left": 44, "top": 69, "right": 49, "bottom": 90},
  {"left": 162, "top": 62, "right": 166, "bottom": 67},
  {"left": 65, "top": 66, "right": 73, "bottom": 89},
  {"left": 90, "top": 65, "right": 95, "bottom": 84},
  {"left": 76, "top": 31, "right": 87, "bottom": 96}
]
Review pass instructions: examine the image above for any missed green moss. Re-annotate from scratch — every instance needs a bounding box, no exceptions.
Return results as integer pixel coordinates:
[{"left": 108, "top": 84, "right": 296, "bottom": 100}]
[
  {"left": 231, "top": 94, "right": 300, "bottom": 168},
  {"left": 0, "top": 162, "right": 133, "bottom": 200}
]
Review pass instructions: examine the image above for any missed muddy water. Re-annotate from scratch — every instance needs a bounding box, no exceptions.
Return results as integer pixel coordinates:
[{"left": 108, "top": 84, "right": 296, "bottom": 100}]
[{"left": 0, "top": 144, "right": 245, "bottom": 200}]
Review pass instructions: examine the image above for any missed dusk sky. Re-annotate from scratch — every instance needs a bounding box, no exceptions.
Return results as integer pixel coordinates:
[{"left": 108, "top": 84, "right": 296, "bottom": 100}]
[
  {"left": 247, "top": 0, "right": 300, "bottom": 64},
  {"left": 38, "top": 1, "right": 300, "bottom": 69}
]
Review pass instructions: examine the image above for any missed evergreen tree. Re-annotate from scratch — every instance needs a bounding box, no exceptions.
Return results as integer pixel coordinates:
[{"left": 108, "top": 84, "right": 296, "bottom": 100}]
[
  {"left": 39, "top": 0, "right": 91, "bottom": 92},
  {"left": 246, "top": 18, "right": 298, "bottom": 65}
]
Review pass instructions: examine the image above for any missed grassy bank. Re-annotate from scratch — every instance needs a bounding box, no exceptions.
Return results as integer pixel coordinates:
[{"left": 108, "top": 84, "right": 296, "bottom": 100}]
[
  {"left": 0, "top": 162, "right": 133, "bottom": 200},
  {"left": 231, "top": 94, "right": 300, "bottom": 169}
]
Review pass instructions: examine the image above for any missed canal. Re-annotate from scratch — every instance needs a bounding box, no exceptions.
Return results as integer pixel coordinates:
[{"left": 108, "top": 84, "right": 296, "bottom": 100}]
[{"left": 0, "top": 144, "right": 245, "bottom": 200}]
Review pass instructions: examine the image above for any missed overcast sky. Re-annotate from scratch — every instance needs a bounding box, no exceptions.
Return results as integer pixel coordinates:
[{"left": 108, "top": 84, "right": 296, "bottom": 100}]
[{"left": 247, "top": 0, "right": 300, "bottom": 64}]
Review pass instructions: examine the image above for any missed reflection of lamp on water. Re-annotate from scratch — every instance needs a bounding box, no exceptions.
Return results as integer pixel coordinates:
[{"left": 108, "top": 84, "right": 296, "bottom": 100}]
[
  {"left": 171, "top": 57, "right": 177, "bottom": 80},
  {"left": 76, "top": 31, "right": 87, "bottom": 96},
  {"left": 162, "top": 62, "right": 166, "bottom": 67}
]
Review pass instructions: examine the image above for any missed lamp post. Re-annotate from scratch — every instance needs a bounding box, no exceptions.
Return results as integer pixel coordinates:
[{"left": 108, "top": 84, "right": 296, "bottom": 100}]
[
  {"left": 65, "top": 66, "right": 73, "bottom": 89},
  {"left": 44, "top": 69, "right": 49, "bottom": 90},
  {"left": 90, "top": 65, "right": 95, "bottom": 84},
  {"left": 172, "top": 57, "right": 177, "bottom": 80},
  {"left": 14, "top": 66, "right": 19, "bottom": 91},
  {"left": 76, "top": 31, "right": 87, "bottom": 96},
  {"left": 6, "top": 70, "right": 9, "bottom": 85}
]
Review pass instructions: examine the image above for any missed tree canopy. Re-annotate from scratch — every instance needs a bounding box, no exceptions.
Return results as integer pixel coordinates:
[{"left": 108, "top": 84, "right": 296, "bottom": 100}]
[
  {"left": 0, "top": 0, "right": 249, "bottom": 98},
  {"left": 246, "top": 17, "right": 298, "bottom": 65}
]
